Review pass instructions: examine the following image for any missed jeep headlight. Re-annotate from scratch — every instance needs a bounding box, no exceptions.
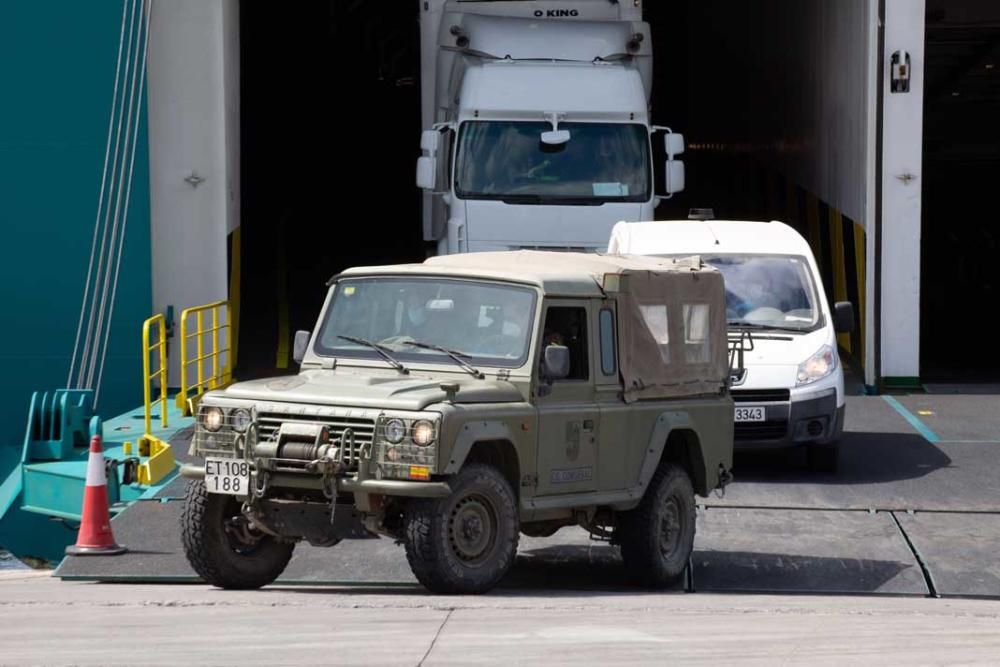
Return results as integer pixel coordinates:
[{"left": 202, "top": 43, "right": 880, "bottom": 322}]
[
  {"left": 797, "top": 344, "right": 836, "bottom": 386},
  {"left": 231, "top": 408, "right": 252, "bottom": 433},
  {"left": 412, "top": 420, "right": 436, "bottom": 446},
  {"left": 203, "top": 406, "right": 224, "bottom": 432},
  {"left": 384, "top": 418, "right": 406, "bottom": 444},
  {"left": 377, "top": 415, "right": 439, "bottom": 477}
]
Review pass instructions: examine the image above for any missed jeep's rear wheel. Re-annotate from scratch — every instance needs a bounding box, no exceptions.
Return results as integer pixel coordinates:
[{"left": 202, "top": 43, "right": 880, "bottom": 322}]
[
  {"left": 618, "top": 463, "right": 696, "bottom": 588},
  {"left": 181, "top": 480, "right": 295, "bottom": 589},
  {"left": 404, "top": 464, "right": 519, "bottom": 594}
]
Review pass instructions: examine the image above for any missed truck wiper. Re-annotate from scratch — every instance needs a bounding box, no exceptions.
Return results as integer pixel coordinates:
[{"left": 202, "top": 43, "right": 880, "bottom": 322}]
[
  {"left": 728, "top": 322, "right": 805, "bottom": 334},
  {"left": 500, "top": 195, "right": 604, "bottom": 206},
  {"left": 336, "top": 335, "right": 409, "bottom": 374},
  {"left": 403, "top": 340, "right": 485, "bottom": 379}
]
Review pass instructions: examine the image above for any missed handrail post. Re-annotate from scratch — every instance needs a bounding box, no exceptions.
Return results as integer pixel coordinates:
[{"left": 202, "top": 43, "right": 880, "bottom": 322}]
[
  {"left": 225, "top": 305, "right": 232, "bottom": 383},
  {"left": 211, "top": 306, "right": 219, "bottom": 389},
  {"left": 179, "top": 313, "right": 188, "bottom": 412},
  {"left": 196, "top": 310, "right": 204, "bottom": 397},
  {"left": 142, "top": 319, "right": 153, "bottom": 437},
  {"left": 158, "top": 320, "right": 168, "bottom": 428}
]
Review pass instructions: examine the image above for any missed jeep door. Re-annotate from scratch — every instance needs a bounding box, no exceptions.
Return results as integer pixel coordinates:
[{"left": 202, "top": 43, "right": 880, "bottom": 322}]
[
  {"left": 533, "top": 300, "right": 599, "bottom": 496},
  {"left": 594, "top": 300, "right": 632, "bottom": 492}
]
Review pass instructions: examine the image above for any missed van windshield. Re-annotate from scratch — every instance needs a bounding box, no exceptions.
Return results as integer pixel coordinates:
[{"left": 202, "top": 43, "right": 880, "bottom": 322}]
[{"left": 666, "top": 254, "right": 822, "bottom": 332}]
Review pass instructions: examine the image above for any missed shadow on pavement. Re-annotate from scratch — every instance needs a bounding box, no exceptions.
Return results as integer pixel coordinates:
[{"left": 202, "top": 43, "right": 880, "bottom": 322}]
[
  {"left": 692, "top": 549, "right": 923, "bottom": 594},
  {"left": 733, "top": 431, "right": 952, "bottom": 485}
]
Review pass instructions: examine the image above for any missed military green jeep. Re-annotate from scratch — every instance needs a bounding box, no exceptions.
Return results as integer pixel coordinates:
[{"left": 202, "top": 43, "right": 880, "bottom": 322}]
[{"left": 180, "top": 251, "right": 735, "bottom": 594}]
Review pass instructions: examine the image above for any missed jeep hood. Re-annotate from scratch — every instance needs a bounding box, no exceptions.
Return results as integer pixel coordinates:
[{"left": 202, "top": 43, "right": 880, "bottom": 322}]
[{"left": 217, "top": 369, "right": 522, "bottom": 411}]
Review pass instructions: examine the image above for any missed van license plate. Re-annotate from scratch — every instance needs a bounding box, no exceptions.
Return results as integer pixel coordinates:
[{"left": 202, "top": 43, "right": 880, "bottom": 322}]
[
  {"left": 734, "top": 406, "right": 766, "bottom": 422},
  {"left": 205, "top": 458, "right": 250, "bottom": 496}
]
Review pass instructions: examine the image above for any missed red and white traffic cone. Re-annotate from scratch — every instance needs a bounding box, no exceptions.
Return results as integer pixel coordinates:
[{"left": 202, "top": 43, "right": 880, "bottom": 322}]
[{"left": 66, "top": 435, "right": 127, "bottom": 556}]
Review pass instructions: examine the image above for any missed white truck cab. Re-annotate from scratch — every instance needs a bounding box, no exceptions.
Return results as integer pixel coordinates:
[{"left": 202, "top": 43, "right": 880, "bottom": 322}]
[
  {"left": 417, "top": 0, "right": 685, "bottom": 255},
  {"left": 608, "top": 218, "right": 856, "bottom": 471}
]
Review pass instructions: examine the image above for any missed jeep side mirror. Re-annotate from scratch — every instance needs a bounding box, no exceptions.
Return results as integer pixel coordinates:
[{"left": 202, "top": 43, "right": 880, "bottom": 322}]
[
  {"left": 833, "top": 302, "right": 855, "bottom": 334},
  {"left": 542, "top": 344, "right": 571, "bottom": 380},
  {"left": 293, "top": 330, "right": 311, "bottom": 364}
]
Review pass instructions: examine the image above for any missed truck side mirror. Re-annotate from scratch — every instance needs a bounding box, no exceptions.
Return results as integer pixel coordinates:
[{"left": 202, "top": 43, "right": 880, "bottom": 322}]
[
  {"left": 293, "top": 330, "right": 311, "bottom": 364},
  {"left": 664, "top": 160, "right": 685, "bottom": 195},
  {"left": 833, "top": 302, "right": 855, "bottom": 334},
  {"left": 416, "top": 156, "right": 436, "bottom": 190},
  {"left": 417, "top": 129, "right": 442, "bottom": 190},
  {"left": 542, "top": 344, "right": 571, "bottom": 380},
  {"left": 664, "top": 132, "right": 685, "bottom": 157}
]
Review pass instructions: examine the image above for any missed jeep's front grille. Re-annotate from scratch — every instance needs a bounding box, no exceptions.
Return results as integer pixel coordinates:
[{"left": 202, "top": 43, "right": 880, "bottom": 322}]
[{"left": 256, "top": 412, "right": 376, "bottom": 470}]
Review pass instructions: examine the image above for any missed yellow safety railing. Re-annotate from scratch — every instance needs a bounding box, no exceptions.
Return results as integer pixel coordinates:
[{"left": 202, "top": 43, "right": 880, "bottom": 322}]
[
  {"left": 177, "top": 300, "right": 232, "bottom": 416},
  {"left": 138, "top": 313, "right": 176, "bottom": 486},
  {"left": 141, "top": 313, "right": 168, "bottom": 434}
]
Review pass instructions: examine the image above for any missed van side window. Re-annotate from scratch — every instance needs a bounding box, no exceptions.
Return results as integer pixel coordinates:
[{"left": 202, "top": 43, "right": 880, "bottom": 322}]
[
  {"left": 599, "top": 308, "right": 616, "bottom": 376},
  {"left": 542, "top": 306, "right": 589, "bottom": 380}
]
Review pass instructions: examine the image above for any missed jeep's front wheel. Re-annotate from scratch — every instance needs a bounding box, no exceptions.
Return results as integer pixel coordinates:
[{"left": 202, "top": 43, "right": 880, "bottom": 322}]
[
  {"left": 181, "top": 480, "right": 295, "bottom": 589},
  {"left": 404, "top": 464, "right": 519, "bottom": 594},
  {"left": 618, "top": 463, "right": 696, "bottom": 588}
]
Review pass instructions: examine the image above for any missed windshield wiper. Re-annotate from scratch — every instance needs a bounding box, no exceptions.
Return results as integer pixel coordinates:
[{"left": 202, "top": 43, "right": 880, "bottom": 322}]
[
  {"left": 336, "top": 335, "right": 409, "bottom": 374},
  {"left": 499, "top": 195, "right": 605, "bottom": 206},
  {"left": 728, "top": 322, "right": 805, "bottom": 334},
  {"left": 403, "top": 340, "right": 485, "bottom": 379}
]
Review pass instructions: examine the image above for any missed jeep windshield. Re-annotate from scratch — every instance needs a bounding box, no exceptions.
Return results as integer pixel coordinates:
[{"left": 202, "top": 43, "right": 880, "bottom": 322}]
[
  {"left": 455, "top": 121, "right": 650, "bottom": 203},
  {"left": 315, "top": 277, "right": 537, "bottom": 368},
  {"left": 665, "top": 254, "right": 822, "bottom": 332}
]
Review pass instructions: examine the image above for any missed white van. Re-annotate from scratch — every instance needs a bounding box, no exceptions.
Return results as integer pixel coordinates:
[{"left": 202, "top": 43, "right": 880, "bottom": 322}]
[{"left": 608, "top": 219, "right": 855, "bottom": 471}]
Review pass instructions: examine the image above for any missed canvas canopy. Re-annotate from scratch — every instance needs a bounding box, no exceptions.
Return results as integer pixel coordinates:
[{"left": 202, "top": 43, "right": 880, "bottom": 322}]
[
  {"left": 427, "top": 250, "right": 728, "bottom": 401},
  {"left": 612, "top": 261, "right": 729, "bottom": 402}
]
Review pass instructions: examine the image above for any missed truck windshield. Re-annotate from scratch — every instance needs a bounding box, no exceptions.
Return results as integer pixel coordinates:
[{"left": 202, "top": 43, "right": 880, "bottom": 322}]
[
  {"left": 666, "top": 254, "right": 822, "bottom": 332},
  {"left": 455, "top": 121, "right": 650, "bottom": 203},
  {"left": 315, "top": 277, "right": 537, "bottom": 368}
]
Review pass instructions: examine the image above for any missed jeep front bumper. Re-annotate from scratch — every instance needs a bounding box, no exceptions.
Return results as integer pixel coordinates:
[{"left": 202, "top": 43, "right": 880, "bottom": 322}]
[{"left": 179, "top": 464, "right": 451, "bottom": 498}]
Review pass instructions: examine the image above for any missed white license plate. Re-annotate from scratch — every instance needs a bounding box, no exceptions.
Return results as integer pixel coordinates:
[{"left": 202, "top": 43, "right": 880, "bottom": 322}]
[
  {"left": 734, "top": 406, "right": 766, "bottom": 422},
  {"left": 205, "top": 457, "right": 251, "bottom": 496}
]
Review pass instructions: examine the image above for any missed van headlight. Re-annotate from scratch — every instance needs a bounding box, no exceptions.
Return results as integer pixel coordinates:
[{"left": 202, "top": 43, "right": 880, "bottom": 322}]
[{"left": 797, "top": 345, "right": 836, "bottom": 386}]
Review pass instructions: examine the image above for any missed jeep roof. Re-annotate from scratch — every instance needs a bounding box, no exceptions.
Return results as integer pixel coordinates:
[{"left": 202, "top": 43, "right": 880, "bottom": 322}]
[{"left": 336, "top": 250, "right": 709, "bottom": 298}]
